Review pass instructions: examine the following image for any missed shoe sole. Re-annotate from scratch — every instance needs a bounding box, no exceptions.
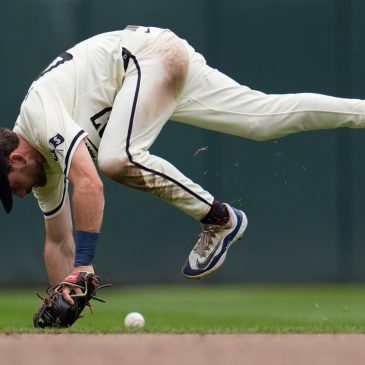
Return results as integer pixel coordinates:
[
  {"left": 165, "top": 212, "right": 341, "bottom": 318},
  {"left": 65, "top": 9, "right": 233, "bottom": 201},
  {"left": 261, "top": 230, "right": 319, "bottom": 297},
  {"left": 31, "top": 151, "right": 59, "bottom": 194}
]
[{"left": 182, "top": 208, "right": 248, "bottom": 280}]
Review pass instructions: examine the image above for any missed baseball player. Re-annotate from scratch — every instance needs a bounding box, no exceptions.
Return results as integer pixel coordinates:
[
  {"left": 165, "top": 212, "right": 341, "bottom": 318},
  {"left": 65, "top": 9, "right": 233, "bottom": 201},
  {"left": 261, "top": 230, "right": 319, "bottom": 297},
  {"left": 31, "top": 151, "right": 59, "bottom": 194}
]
[{"left": 1, "top": 26, "right": 365, "bottom": 307}]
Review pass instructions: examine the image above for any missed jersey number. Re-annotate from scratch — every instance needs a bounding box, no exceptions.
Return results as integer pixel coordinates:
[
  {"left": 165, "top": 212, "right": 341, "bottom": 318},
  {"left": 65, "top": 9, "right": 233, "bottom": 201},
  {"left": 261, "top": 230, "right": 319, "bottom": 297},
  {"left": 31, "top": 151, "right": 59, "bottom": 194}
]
[
  {"left": 36, "top": 52, "right": 73, "bottom": 80},
  {"left": 90, "top": 107, "right": 112, "bottom": 138}
]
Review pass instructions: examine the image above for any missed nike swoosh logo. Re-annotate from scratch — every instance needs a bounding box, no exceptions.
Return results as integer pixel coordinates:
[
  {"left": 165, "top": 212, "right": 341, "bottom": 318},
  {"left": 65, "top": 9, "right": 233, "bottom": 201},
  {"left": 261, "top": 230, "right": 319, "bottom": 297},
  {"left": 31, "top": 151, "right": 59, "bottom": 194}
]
[{"left": 196, "top": 238, "right": 223, "bottom": 270}]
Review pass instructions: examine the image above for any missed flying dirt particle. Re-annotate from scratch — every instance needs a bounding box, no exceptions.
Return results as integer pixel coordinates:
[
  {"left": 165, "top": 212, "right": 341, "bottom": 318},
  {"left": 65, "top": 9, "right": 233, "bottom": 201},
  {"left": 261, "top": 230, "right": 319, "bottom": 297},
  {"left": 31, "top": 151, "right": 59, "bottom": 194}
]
[{"left": 193, "top": 146, "right": 209, "bottom": 157}]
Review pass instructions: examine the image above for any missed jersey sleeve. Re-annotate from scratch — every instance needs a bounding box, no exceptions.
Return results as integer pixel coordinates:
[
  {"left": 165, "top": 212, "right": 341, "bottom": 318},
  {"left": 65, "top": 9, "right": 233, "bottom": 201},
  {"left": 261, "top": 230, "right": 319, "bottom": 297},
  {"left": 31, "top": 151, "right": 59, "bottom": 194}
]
[
  {"left": 14, "top": 90, "right": 88, "bottom": 219},
  {"left": 33, "top": 172, "right": 69, "bottom": 219}
]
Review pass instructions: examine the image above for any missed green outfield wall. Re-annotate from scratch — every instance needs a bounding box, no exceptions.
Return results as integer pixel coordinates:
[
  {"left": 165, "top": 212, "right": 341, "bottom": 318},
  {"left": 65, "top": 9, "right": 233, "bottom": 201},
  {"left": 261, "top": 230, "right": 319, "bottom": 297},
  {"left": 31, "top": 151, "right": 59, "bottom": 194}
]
[{"left": 1, "top": 0, "right": 365, "bottom": 285}]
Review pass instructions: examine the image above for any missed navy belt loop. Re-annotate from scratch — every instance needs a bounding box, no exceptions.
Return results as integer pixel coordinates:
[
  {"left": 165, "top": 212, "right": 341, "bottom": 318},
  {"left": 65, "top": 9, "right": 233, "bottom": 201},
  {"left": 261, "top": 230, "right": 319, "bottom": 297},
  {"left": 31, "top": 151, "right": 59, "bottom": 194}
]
[{"left": 122, "top": 47, "right": 131, "bottom": 72}]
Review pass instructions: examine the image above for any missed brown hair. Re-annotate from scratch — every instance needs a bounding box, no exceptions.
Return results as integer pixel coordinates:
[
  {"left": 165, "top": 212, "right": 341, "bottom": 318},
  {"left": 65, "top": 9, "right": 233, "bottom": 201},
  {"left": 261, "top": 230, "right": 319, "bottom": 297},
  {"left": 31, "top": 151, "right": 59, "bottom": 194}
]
[{"left": 0, "top": 128, "right": 19, "bottom": 173}]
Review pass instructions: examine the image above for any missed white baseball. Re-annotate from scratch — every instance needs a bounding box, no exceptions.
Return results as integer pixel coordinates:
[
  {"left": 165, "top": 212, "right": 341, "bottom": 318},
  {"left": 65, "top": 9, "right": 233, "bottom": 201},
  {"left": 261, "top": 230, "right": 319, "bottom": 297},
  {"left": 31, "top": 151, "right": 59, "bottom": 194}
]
[{"left": 124, "top": 312, "right": 145, "bottom": 329}]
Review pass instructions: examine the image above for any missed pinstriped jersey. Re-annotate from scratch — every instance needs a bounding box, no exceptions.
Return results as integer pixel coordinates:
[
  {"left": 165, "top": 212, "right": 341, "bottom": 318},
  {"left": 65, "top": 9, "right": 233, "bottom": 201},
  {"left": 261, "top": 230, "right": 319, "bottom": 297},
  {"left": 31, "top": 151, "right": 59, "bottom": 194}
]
[{"left": 13, "top": 31, "right": 125, "bottom": 218}]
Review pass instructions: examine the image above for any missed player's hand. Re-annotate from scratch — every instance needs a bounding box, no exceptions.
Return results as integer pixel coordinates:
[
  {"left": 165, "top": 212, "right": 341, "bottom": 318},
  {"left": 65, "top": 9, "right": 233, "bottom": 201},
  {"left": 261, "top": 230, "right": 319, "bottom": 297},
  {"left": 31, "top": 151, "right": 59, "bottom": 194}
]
[
  {"left": 61, "top": 286, "right": 82, "bottom": 305},
  {"left": 59, "top": 266, "right": 95, "bottom": 305},
  {"left": 34, "top": 271, "right": 110, "bottom": 328}
]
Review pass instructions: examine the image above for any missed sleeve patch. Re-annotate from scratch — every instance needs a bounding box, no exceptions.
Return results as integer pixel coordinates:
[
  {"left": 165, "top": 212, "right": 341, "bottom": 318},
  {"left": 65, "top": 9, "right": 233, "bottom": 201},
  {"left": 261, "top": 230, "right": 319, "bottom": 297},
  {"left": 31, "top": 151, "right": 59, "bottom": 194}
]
[{"left": 49, "top": 134, "right": 65, "bottom": 161}]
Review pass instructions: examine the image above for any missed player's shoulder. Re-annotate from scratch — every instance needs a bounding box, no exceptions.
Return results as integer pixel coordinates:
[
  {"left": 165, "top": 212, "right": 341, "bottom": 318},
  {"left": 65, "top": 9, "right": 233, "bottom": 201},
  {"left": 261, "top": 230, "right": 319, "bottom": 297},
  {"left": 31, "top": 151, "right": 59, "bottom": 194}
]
[
  {"left": 14, "top": 88, "right": 53, "bottom": 147},
  {"left": 19, "top": 88, "right": 45, "bottom": 124}
]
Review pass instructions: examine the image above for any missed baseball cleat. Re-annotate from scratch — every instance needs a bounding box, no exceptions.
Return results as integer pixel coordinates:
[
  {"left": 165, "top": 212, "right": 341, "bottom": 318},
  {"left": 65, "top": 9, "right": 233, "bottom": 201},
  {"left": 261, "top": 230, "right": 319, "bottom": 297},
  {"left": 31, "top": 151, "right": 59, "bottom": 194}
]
[{"left": 182, "top": 203, "right": 248, "bottom": 279}]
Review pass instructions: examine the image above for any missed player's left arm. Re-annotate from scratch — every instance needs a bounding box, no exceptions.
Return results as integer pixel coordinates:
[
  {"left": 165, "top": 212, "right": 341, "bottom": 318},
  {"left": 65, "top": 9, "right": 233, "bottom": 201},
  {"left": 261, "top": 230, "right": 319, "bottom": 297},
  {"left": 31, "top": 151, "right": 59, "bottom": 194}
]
[
  {"left": 60, "top": 140, "right": 105, "bottom": 304},
  {"left": 68, "top": 139, "right": 104, "bottom": 236}
]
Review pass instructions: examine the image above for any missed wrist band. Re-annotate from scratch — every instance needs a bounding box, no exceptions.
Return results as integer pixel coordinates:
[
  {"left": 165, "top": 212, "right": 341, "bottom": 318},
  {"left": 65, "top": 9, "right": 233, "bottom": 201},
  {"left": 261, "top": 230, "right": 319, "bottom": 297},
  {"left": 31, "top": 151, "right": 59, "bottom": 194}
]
[{"left": 74, "top": 231, "right": 99, "bottom": 266}]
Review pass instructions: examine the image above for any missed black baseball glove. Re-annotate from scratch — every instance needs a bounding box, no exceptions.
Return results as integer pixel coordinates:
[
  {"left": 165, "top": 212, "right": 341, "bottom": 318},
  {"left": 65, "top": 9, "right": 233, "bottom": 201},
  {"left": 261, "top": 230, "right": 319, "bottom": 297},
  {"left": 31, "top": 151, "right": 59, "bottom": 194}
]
[{"left": 33, "top": 272, "right": 110, "bottom": 328}]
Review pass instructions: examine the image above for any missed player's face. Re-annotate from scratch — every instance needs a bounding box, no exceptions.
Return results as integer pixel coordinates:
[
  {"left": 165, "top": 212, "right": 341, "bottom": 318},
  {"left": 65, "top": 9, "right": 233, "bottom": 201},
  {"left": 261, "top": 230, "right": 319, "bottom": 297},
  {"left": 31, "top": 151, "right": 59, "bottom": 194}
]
[{"left": 8, "top": 159, "right": 47, "bottom": 198}]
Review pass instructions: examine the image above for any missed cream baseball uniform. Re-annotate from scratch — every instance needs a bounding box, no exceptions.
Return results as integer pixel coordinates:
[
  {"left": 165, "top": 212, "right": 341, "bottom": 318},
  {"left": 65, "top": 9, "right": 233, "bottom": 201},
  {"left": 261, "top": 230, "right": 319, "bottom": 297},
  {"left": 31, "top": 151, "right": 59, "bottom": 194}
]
[{"left": 13, "top": 26, "right": 365, "bottom": 220}]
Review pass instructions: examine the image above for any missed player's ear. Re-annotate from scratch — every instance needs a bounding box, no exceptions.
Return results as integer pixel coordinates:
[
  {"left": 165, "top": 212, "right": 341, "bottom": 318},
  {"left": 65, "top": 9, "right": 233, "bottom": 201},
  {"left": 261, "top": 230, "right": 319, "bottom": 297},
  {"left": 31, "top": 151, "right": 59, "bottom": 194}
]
[{"left": 8, "top": 153, "right": 26, "bottom": 167}]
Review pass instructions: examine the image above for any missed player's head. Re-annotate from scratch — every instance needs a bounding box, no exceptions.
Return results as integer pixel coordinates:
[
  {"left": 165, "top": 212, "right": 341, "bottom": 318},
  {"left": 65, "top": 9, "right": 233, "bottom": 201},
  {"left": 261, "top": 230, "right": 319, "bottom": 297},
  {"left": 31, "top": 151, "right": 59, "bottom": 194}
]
[
  {"left": 0, "top": 128, "right": 47, "bottom": 213},
  {"left": 0, "top": 128, "right": 19, "bottom": 213}
]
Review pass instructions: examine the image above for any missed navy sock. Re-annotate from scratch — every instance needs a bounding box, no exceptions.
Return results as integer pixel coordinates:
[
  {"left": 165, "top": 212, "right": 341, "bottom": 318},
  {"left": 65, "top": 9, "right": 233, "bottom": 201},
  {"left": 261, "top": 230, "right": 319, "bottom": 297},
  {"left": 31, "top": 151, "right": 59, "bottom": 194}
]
[{"left": 200, "top": 200, "right": 229, "bottom": 225}]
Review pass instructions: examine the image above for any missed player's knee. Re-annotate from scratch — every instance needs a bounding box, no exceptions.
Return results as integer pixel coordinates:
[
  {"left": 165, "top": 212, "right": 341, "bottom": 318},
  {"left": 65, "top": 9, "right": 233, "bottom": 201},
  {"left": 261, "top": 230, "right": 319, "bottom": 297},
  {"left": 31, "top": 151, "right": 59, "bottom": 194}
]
[
  {"left": 98, "top": 155, "right": 130, "bottom": 181},
  {"left": 248, "top": 122, "right": 277, "bottom": 141}
]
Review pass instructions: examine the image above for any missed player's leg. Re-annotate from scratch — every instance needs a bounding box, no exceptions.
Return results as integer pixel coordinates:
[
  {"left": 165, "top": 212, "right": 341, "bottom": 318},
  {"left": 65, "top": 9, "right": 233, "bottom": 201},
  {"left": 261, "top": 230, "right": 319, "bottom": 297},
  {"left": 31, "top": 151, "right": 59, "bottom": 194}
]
[
  {"left": 98, "top": 28, "right": 213, "bottom": 221},
  {"left": 98, "top": 28, "right": 247, "bottom": 279},
  {"left": 171, "top": 48, "right": 365, "bottom": 140}
]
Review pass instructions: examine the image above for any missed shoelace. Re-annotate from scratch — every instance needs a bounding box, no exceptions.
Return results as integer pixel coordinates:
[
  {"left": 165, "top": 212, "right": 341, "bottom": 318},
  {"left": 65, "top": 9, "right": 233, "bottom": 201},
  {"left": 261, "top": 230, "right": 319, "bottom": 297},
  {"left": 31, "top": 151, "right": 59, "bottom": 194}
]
[{"left": 194, "top": 224, "right": 224, "bottom": 257}]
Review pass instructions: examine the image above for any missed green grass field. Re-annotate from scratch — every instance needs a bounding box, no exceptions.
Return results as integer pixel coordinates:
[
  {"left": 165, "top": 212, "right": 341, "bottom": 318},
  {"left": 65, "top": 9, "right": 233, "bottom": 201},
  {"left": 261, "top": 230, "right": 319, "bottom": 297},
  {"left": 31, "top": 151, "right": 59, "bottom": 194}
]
[{"left": 1, "top": 284, "right": 365, "bottom": 334}]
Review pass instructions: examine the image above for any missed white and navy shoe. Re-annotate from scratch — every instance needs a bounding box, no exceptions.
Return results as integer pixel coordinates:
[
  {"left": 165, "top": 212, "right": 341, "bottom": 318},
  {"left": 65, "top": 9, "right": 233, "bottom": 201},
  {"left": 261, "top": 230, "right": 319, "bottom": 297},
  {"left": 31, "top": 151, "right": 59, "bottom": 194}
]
[{"left": 182, "top": 204, "right": 248, "bottom": 279}]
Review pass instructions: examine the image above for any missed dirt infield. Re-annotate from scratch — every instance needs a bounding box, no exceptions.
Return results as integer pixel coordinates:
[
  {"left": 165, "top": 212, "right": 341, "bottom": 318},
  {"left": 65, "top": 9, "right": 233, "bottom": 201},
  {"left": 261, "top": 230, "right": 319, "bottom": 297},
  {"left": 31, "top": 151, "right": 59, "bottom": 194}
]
[{"left": 1, "top": 334, "right": 365, "bottom": 365}]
